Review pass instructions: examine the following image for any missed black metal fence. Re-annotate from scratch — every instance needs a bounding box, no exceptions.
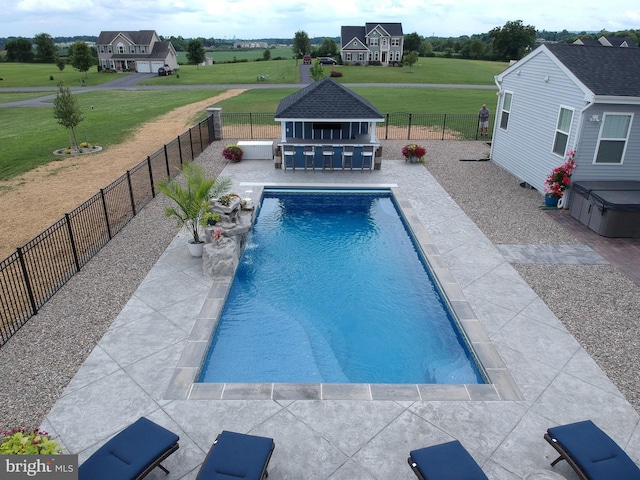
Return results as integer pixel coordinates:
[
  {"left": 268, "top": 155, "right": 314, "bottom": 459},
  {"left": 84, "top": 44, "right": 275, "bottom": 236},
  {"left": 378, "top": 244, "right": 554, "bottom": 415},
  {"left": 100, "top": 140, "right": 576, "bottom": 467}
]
[
  {"left": 0, "top": 117, "right": 214, "bottom": 347},
  {"left": 221, "top": 112, "right": 495, "bottom": 141}
]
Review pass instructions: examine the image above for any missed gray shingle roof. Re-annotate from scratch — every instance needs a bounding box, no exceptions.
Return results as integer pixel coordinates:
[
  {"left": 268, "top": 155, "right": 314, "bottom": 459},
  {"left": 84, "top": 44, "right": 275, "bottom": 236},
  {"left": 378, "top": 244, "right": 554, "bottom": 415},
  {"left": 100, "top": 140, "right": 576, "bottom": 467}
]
[
  {"left": 365, "top": 23, "right": 404, "bottom": 36},
  {"left": 96, "top": 30, "right": 157, "bottom": 45},
  {"left": 341, "top": 26, "right": 366, "bottom": 49},
  {"left": 275, "top": 78, "right": 384, "bottom": 120},
  {"left": 546, "top": 43, "right": 640, "bottom": 97}
]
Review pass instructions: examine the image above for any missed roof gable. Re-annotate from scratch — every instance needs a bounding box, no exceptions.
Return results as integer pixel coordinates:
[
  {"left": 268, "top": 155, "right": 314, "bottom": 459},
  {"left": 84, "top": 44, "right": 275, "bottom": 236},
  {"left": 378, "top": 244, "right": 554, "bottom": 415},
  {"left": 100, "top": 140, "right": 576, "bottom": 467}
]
[
  {"left": 341, "top": 26, "right": 366, "bottom": 48},
  {"left": 365, "top": 23, "right": 403, "bottom": 36},
  {"left": 275, "top": 78, "right": 384, "bottom": 120}
]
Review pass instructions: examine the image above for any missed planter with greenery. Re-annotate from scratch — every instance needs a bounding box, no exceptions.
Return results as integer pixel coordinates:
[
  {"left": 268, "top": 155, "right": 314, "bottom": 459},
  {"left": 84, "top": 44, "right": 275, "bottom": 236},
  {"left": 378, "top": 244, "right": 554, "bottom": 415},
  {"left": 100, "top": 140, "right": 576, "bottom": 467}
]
[
  {"left": 544, "top": 150, "right": 576, "bottom": 205},
  {"left": 402, "top": 144, "right": 426, "bottom": 163},
  {"left": 158, "top": 163, "right": 231, "bottom": 256},
  {"left": 0, "top": 428, "right": 64, "bottom": 455},
  {"left": 222, "top": 144, "right": 243, "bottom": 162}
]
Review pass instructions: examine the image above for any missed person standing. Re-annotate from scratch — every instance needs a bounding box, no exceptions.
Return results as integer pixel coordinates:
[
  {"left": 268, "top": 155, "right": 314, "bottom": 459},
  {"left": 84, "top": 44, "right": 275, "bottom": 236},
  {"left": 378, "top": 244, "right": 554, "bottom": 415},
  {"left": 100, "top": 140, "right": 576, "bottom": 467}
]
[{"left": 478, "top": 104, "right": 490, "bottom": 137}]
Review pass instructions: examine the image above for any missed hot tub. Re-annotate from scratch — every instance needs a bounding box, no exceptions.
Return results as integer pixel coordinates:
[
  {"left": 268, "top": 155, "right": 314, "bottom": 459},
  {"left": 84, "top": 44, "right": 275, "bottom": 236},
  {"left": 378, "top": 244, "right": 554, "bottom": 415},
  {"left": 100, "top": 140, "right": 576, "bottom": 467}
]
[{"left": 570, "top": 181, "right": 640, "bottom": 237}]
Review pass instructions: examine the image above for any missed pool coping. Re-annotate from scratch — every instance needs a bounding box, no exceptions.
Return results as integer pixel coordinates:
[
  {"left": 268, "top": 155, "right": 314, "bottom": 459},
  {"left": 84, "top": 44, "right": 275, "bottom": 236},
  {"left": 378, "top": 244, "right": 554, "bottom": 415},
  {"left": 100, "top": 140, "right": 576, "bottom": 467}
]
[{"left": 165, "top": 183, "right": 524, "bottom": 402}]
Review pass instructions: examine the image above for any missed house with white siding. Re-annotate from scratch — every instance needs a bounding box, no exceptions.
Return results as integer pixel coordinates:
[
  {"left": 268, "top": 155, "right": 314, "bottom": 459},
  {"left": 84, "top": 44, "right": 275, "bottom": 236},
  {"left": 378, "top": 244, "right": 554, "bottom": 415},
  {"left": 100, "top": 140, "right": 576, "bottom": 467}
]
[
  {"left": 96, "top": 30, "right": 178, "bottom": 73},
  {"left": 491, "top": 43, "right": 640, "bottom": 197},
  {"left": 340, "top": 23, "right": 404, "bottom": 66}
]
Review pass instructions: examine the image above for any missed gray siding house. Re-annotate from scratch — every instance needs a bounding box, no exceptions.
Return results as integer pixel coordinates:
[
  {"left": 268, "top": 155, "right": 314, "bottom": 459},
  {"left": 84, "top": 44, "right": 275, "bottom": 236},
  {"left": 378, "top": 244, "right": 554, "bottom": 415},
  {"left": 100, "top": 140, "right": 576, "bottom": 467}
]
[
  {"left": 340, "top": 23, "right": 404, "bottom": 66},
  {"left": 96, "top": 30, "right": 178, "bottom": 73},
  {"left": 491, "top": 43, "right": 640, "bottom": 196}
]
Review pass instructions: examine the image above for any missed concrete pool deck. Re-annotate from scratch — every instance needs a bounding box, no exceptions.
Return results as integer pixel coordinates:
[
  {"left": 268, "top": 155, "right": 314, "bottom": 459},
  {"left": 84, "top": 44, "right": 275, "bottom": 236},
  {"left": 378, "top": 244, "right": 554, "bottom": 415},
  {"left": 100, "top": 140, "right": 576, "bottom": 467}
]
[{"left": 43, "top": 159, "right": 640, "bottom": 479}]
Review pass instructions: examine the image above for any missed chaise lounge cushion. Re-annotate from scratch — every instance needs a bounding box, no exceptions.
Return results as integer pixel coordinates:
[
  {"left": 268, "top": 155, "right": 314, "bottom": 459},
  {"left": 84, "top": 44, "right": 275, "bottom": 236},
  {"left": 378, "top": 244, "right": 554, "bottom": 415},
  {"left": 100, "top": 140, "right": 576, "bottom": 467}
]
[
  {"left": 409, "top": 440, "right": 488, "bottom": 480},
  {"left": 79, "top": 417, "right": 179, "bottom": 480},
  {"left": 196, "top": 430, "right": 275, "bottom": 480},
  {"left": 546, "top": 420, "right": 640, "bottom": 479}
]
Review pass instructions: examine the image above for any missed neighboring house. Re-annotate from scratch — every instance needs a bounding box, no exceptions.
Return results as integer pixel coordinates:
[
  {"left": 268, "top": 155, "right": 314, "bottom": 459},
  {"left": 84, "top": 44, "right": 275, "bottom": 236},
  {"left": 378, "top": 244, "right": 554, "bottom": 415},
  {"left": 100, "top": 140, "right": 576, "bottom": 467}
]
[
  {"left": 340, "top": 23, "right": 404, "bottom": 66},
  {"left": 573, "top": 36, "right": 638, "bottom": 48},
  {"left": 96, "top": 30, "right": 178, "bottom": 73},
  {"left": 491, "top": 43, "right": 640, "bottom": 195},
  {"left": 233, "top": 41, "right": 269, "bottom": 49}
]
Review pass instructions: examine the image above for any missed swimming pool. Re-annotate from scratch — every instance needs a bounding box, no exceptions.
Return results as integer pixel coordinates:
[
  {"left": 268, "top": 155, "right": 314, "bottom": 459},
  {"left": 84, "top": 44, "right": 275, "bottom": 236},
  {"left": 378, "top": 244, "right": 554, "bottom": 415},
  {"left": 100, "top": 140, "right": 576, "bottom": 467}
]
[{"left": 198, "top": 188, "right": 485, "bottom": 384}]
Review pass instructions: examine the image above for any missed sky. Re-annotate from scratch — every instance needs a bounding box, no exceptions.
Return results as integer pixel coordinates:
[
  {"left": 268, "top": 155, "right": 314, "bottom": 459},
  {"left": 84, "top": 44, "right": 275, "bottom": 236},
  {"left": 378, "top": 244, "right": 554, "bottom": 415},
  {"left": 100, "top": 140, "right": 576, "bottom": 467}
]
[{"left": 1, "top": 0, "right": 639, "bottom": 40}]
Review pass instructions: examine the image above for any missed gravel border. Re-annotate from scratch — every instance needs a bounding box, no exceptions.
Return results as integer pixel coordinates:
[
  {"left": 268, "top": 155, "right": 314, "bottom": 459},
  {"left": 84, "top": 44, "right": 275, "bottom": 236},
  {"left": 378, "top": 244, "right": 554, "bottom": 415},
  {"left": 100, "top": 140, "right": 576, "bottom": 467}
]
[{"left": 0, "top": 139, "right": 638, "bottom": 429}]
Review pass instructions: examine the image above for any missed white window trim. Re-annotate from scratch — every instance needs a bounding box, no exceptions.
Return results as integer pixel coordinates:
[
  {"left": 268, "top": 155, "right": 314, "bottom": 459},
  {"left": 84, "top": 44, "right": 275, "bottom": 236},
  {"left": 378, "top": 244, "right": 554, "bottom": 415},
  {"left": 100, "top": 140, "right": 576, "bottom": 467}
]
[
  {"left": 593, "top": 112, "right": 634, "bottom": 165},
  {"left": 552, "top": 105, "right": 574, "bottom": 157},
  {"left": 499, "top": 91, "right": 513, "bottom": 131}
]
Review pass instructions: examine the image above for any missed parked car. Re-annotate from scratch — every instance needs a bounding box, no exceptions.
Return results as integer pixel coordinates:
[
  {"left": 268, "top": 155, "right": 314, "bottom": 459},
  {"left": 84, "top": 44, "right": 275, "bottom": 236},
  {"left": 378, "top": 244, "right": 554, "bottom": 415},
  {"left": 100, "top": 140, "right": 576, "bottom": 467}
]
[
  {"left": 302, "top": 56, "right": 312, "bottom": 64},
  {"left": 319, "top": 57, "right": 338, "bottom": 65},
  {"left": 158, "top": 66, "right": 173, "bottom": 76}
]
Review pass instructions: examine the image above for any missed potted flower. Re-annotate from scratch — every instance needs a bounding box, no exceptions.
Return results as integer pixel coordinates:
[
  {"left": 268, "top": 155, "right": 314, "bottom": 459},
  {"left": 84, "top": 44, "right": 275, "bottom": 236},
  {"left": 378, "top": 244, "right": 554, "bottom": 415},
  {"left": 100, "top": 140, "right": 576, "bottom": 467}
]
[
  {"left": 0, "top": 428, "right": 64, "bottom": 454},
  {"left": 158, "top": 163, "right": 231, "bottom": 257},
  {"left": 402, "top": 144, "right": 426, "bottom": 163},
  {"left": 544, "top": 150, "right": 576, "bottom": 207},
  {"left": 222, "top": 144, "right": 243, "bottom": 162}
]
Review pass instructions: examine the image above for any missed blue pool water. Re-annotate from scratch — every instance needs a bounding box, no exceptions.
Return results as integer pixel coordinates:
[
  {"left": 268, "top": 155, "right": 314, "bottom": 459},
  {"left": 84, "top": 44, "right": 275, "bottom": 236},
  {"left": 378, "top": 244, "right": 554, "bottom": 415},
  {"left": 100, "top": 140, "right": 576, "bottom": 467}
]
[{"left": 199, "top": 189, "right": 485, "bottom": 384}]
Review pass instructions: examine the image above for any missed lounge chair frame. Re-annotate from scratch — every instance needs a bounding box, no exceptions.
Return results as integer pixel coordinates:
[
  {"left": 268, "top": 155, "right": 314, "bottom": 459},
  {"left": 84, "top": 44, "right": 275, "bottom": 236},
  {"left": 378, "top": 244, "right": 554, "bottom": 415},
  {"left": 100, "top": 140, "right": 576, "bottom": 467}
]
[{"left": 544, "top": 432, "right": 589, "bottom": 480}]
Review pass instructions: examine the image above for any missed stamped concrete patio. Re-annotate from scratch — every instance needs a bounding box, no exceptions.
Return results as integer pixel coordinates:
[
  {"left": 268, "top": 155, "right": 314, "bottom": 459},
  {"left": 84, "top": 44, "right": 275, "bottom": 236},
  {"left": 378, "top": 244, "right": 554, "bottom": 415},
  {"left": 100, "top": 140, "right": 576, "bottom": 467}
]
[{"left": 42, "top": 158, "right": 640, "bottom": 479}]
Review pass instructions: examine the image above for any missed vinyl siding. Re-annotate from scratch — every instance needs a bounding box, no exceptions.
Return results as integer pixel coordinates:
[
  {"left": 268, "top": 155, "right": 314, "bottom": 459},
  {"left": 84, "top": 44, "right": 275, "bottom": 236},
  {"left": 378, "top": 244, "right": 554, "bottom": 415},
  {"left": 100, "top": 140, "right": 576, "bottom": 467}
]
[
  {"left": 573, "top": 104, "right": 640, "bottom": 181},
  {"left": 492, "top": 51, "right": 587, "bottom": 193}
]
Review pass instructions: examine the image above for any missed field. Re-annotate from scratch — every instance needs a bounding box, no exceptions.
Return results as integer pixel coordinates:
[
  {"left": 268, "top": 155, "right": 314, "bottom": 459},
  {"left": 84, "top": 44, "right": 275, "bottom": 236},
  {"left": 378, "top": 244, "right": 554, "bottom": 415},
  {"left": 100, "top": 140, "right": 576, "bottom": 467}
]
[{"left": 0, "top": 57, "right": 506, "bottom": 182}]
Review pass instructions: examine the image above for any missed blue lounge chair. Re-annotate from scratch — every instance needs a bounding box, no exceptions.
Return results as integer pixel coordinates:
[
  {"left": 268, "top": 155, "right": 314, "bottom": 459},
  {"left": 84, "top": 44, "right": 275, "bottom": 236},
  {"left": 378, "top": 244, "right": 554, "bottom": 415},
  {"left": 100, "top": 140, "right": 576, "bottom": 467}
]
[
  {"left": 196, "top": 430, "right": 275, "bottom": 479},
  {"left": 408, "top": 440, "right": 488, "bottom": 480},
  {"left": 545, "top": 420, "right": 640, "bottom": 479},
  {"left": 79, "top": 417, "right": 179, "bottom": 480}
]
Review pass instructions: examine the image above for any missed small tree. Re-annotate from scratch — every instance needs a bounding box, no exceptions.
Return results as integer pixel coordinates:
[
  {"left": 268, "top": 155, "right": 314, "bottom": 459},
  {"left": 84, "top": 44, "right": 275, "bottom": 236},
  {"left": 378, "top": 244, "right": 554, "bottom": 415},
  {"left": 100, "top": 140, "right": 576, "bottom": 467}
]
[
  {"left": 53, "top": 83, "right": 84, "bottom": 151},
  {"left": 262, "top": 48, "right": 271, "bottom": 61},
  {"left": 34, "top": 33, "right": 58, "bottom": 63},
  {"left": 70, "top": 41, "right": 95, "bottom": 78},
  {"left": 56, "top": 57, "right": 65, "bottom": 72},
  {"left": 292, "top": 31, "right": 311, "bottom": 59},
  {"left": 187, "top": 39, "right": 206, "bottom": 67},
  {"left": 310, "top": 59, "right": 325, "bottom": 81},
  {"left": 403, "top": 51, "right": 419, "bottom": 70}
]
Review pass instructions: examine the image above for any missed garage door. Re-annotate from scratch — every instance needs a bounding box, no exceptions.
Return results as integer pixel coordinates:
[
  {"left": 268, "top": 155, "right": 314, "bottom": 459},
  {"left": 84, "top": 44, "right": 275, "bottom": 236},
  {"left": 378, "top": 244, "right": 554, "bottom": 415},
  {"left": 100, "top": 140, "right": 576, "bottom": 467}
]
[
  {"left": 137, "top": 61, "right": 151, "bottom": 73},
  {"left": 151, "top": 61, "right": 165, "bottom": 73}
]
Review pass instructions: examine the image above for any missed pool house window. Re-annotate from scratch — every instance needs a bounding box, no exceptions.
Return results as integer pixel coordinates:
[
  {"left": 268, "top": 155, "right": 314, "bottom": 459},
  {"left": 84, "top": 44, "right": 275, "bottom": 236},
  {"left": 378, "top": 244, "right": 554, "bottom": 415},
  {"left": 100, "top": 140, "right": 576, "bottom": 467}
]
[
  {"left": 500, "top": 92, "right": 513, "bottom": 130},
  {"left": 552, "top": 106, "right": 574, "bottom": 156},
  {"left": 594, "top": 113, "right": 633, "bottom": 164}
]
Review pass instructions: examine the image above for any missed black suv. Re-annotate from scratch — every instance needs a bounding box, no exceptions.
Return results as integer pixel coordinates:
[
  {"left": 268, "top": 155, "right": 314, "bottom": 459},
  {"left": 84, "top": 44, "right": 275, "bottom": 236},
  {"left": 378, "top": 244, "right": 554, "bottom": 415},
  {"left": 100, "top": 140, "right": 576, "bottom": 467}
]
[
  {"left": 319, "top": 57, "right": 338, "bottom": 65},
  {"left": 158, "top": 66, "right": 173, "bottom": 76}
]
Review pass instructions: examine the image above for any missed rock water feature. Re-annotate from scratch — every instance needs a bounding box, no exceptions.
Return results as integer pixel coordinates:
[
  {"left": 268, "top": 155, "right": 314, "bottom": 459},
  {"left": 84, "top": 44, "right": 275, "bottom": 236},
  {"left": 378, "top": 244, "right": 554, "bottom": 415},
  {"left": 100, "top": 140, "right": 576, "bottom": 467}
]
[{"left": 202, "top": 195, "right": 254, "bottom": 278}]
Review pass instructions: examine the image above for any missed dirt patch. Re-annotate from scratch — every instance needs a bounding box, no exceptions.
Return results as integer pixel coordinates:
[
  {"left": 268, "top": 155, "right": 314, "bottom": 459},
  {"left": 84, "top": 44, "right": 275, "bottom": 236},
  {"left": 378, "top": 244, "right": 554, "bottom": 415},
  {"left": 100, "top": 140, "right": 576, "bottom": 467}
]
[{"left": 0, "top": 89, "right": 246, "bottom": 259}]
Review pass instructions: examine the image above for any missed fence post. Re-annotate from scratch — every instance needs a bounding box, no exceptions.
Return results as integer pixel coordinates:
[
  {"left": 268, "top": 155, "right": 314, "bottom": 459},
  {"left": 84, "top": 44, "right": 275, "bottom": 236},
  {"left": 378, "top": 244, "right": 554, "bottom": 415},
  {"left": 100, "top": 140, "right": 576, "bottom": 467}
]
[
  {"left": 164, "top": 144, "right": 170, "bottom": 178},
  {"left": 250, "top": 113, "right": 254, "bottom": 139},
  {"left": 442, "top": 114, "right": 447, "bottom": 141},
  {"left": 385, "top": 114, "right": 389, "bottom": 140},
  {"left": 147, "top": 156, "right": 156, "bottom": 198},
  {"left": 100, "top": 189, "right": 113, "bottom": 240},
  {"left": 64, "top": 213, "right": 81, "bottom": 273},
  {"left": 407, "top": 114, "right": 412, "bottom": 140},
  {"left": 16, "top": 247, "right": 38, "bottom": 317},
  {"left": 126, "top": 170, "right": 136, "bottom": 216},
  {"left": 199, "top": 122, "right": 204, "bottom": 152},
  {"left": 177, "top": 135, "right": 183, "bottom": 165}
]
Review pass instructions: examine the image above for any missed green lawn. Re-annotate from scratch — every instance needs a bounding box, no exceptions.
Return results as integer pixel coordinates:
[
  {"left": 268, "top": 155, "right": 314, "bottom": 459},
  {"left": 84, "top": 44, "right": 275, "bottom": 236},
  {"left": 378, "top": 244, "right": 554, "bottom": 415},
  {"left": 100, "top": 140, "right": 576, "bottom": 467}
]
[
  {"left": 0, "top": 63, "right": 121, "bottom": 88},
  {"left": 206, "top": 87, "right": 494, "bottom": 115},
  {"left": 0, "top": 57, "right": 506, "bottom": 180},
  {"left": 0, "top": 89, "right": 223, "bottom": 180},
  {"left": 177, "top": 46, "right": 294, "bottom": 64}
]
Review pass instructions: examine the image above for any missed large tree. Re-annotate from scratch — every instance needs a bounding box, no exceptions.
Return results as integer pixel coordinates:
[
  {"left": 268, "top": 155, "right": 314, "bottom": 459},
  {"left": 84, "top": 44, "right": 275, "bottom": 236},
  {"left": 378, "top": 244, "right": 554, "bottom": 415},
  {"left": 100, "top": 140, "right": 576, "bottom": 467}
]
[
  {"left": 186, "top": 39, "right": 206, "bottom": 67},
  {"left": 69, "top": 41, "right": 95, "bottom": 78},
  {"left": 34, "top": 33, "right": 58, "bottom": 63},
  {"left": 53, "top": 83, "right": 84, "bottom": 150},
  {"left": 404, "top": 32, "right": 422, "bottom": 53},
  {"left": 316, "top": 38, "right": 338, "bottom": 57},
  {"left": 6, "top": 38, "right": 33, "bottom": 62},
  {"left": 292, "top": 31, "right": 311, "bottom": 58},
  {"left": 489, "top": 20, "right": 536, "bottom": 61}
]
